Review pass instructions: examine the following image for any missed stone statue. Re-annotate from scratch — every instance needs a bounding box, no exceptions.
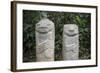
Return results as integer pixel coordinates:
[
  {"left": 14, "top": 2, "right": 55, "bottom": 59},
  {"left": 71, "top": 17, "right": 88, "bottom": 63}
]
[
  {"left": 63, "top": 24, "right": 79, "bottom": 60},
  {"left": 35, "top": 13, "right": 55, "bottom": 62}
]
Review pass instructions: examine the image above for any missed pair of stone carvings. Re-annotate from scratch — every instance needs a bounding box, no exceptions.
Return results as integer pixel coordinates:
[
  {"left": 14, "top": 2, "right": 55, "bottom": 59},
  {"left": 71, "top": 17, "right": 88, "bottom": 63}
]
[{"left": 36, "top": 18, "right": 79, "bottom": 62}]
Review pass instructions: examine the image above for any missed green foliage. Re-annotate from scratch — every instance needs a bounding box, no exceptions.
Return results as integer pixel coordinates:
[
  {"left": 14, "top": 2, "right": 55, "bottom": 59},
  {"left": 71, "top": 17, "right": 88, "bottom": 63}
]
[{"left": 23, "top": 10, "right": 91, "bottom": 62}]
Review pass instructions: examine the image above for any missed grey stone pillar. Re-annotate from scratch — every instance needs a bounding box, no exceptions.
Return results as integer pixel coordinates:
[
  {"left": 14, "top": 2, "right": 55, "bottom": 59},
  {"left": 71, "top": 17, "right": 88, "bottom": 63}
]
[
  {"left": 35, "top": 18, "right": 55, "bottom": 62},
  {"left": 63, "top": 24, "right": 79, "bottom": 60}
]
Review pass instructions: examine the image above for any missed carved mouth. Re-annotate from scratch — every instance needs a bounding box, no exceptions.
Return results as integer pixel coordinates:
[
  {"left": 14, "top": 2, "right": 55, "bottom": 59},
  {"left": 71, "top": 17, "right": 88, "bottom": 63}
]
[{"left": 65, "top": 32, "right": 78, "bottom": 36}]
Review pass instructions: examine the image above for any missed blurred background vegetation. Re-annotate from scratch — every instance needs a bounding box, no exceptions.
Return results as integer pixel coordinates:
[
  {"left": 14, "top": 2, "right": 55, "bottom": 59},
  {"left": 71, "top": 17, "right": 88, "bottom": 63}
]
[{"left": 23, "top": 10, "right": 91, "bottom": 62}]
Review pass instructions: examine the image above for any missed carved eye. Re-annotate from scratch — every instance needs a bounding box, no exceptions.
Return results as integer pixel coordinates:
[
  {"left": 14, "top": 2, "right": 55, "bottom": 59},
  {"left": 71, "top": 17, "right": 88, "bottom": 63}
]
[
  {"left": 37, "top": 24, "right": 40, "bottom": 26},
  {"left": 69, "top": 29, "right": 74, "bottom": 32},
  {"left": 47, "top": 24, "right": 51, "bottom": 26}
]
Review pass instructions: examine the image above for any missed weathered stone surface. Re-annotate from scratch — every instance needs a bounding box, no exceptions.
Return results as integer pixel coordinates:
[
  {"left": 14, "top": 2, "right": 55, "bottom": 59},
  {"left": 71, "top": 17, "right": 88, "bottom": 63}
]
[
  {"left": 63, "top": 24, "right": 79, "bottom": 60},
  {"left": 36, "top": 18, "right": 55, "bottom": 62}
]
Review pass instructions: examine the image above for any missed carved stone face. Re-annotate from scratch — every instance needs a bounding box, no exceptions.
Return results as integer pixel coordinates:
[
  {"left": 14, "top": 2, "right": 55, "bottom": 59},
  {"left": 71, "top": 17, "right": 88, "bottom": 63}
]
[
  {"left": 64, "top": 24, "right": 78, "bottom": 36},
  {"left": 36, "top": 18, "right": 54, "bottom": 33}
]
